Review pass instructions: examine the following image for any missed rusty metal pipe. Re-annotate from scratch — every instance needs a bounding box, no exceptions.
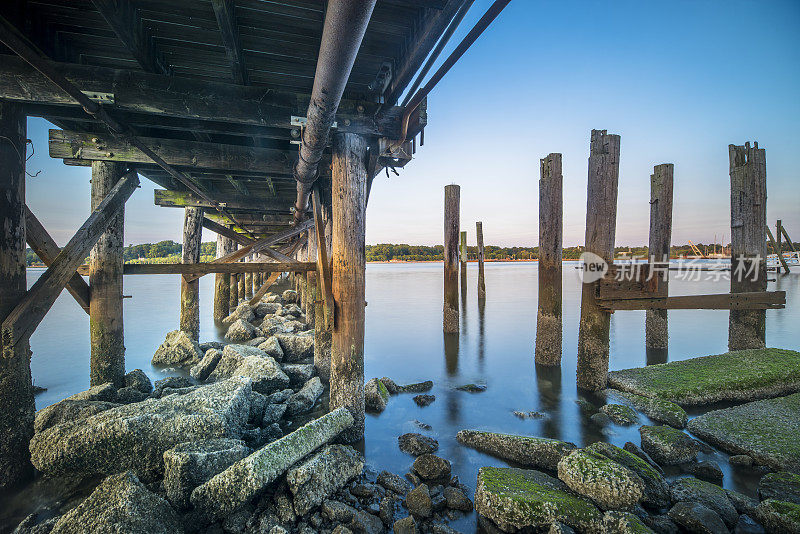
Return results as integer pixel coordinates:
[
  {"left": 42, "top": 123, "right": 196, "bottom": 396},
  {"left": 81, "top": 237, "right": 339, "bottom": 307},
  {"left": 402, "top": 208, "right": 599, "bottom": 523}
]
[{"left": 293, "top": 0, "right": 377, "bottom": 221}]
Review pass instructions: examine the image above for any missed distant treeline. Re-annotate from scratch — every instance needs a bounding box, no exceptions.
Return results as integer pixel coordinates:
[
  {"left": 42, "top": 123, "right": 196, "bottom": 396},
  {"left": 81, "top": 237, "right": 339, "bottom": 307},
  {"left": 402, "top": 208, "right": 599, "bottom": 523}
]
[{"left": 26, "top": 239, "right": 800, "bottom": 266}]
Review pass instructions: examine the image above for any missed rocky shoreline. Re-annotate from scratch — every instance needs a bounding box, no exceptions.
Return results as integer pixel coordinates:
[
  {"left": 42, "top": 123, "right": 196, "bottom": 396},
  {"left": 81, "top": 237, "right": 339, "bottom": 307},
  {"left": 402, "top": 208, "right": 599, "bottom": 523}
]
[{"left": 8, "top": 289, "right": 800, "bottom": 534}]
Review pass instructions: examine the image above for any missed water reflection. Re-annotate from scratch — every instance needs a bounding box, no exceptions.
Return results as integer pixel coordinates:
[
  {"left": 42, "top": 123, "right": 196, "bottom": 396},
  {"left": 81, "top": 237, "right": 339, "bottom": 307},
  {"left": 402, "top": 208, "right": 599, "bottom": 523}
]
[
  {"left": 477, "top": 297, "right": 486, "bottom": 373},
  {"left": 646, "top": 346, "right": 669, "bottom": 366},
  {"left": 443, "top": 332, "right": 460, "bottom": 377},
  {"left": 535, "top": 364, "right": 562, "bottom": 442},
  {"left": 460, "top": 265, "right": 468, "bottom": 334}
]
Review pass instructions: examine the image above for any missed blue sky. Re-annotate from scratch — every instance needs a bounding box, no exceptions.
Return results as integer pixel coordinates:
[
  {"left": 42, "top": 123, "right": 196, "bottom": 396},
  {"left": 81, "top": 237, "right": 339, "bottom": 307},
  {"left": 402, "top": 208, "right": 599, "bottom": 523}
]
[{"left": 25, "top": 0, "right": 800, "bottom": 248}]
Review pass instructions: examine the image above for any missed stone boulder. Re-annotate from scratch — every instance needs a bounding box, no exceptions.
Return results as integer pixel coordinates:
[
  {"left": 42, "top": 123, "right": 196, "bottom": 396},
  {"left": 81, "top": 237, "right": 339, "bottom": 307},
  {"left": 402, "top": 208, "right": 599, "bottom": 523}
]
[
  {"left": 602, "top": 511, "right": 654, "bottom": 534},
  {"left": 456, "top": 429, "right": 576, "bottom": 471},
  {"left": 30, "top": 377, "right": 252, "bottom": 479},
  {"left": 50, "top": 471, "right": 183, "bottom": 534},
  {"left": 400, "top": 381, "right": 433, "bottom": 393},
  {"left": 152, "top": 330, "right": 203, "bottom": 367},
  {"left": 152, "top": 376, "right": 193, "bottom": 398},
  {"left": 254, "top": 302, "right": 281, "bottom": 318},
  {"left": 282, "top": 289, "right": 298, "bottom": 303},
  {"left": 286, "top": 445, "right": 365, "bottom": 515},
  {"left": 365, "top": 378, "right": 390, "bottom": 412},
  {"left": 262, "top": 403, "right": 288, "bottom": 425},
  {"left": 34, "top": 400, "right": 120, "bottom": 434},
  {"left": 163, "top": 438, "right": 250, "bottom": 509},
  {"left": 474, "top": 467, "right": 603, "bottom": 533},
  {"left": 125, "top": 369, "right": 153, "bottom": 395},
  {"left": 557, "top": 448, "right": 645, "bottom": 510},
  {"left": 604, "top": 389, "right": 688, "bottom": 429},
  {"left": 405, "top": 484, "right": 432, "bottom": 519},
  {"left": 258, "top": 336, "right": 285, "bottom": 361},
  {"left": 230, "top": 356, "right": 289, "bottom": 395},
  {"left": 222, "top": 303, "right": 255, "bottom": 325},
  {"left": 670, "top": 477, "right": 738, "bottom": 527},
  {"left": 443, "top": 486, "right": 473, "bottom": 512},
  {"left": 599, "top": 404, "right": 639, "bottom": 426},
  {"left": 190, "top": 407, "right": 354, "bottom": 520},
  {"left": 639, "top": 425, "right": 701, "bottom": 465},
  {"left": 116, "top": 387, "right": 147, "bottom": 404},
  {"left": 412, "top": 454, "right": 451, "bottom": 481},
  {"left": 756, "top": 499, "right": 800, "bottom": 534},
  {"left": 286, "top": 377, "right": 324, "bottom": 415},
  {"left": 668, "top": 502, "right": 728, "bottom": 534},
  {"left": 225, "top": 318, "right": 257, "bottom": 342},
  {"left": 398, "top": 433, "right": 439, "bottom": 456},
  {"left": 758, "top": 472, "right": 800, "bottom": 505},
  {"left": 377, "top": 471, "right": 412, "bottom": 496},
  {"left": 282, "top": 363, "right": 315, "bottom": 386},
  {"left": 275, "top": 333, "right": 314, "bottom": 362},
  {"left": 67, "top": 382, "right": 117, "bottom": 402},
  {"left": 190, "top": 349, "right": 223, "bottom": 381},
  {"left": 586, "top": 442, "right": 669, "bottom": 509}
]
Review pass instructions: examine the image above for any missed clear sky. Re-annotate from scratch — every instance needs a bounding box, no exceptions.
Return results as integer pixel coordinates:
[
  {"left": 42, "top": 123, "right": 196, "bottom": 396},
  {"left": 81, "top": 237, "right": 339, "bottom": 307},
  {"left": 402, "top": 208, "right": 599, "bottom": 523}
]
[{"left": 24, "top": 0, "right": 800, "bottom": 248}]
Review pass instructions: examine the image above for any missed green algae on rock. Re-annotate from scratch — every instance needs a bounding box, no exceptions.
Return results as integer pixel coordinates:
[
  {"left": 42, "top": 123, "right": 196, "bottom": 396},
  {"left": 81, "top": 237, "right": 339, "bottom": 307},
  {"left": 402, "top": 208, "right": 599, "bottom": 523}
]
[
  {"left": 556, "top": 449, "right": 645, "bottom": 510},
  {"left": 603, "top": 389, "right": 687, "bottom": 429},
  {"left": 608, "top": 348, "right": 800, "bottom": 406},
  {"left": 602, "top": 511, "right": 656, "bottom": 533},
  {"left": 585, "top": 442, "right": 669, "bottom": 509},
  {"left": 474, "top": 466, "right": 603, "bottom": 533},
  {"left": 756, "top": 499, "right": 800, "bottom": 534},
  {"left": 456, "top": 429, "right": 576, "bottom": 471},
  {"left": 687, "top": 392, "right": 800, "bottom": 471},
  {"left": 639, "top": 425, "right": 701, "bottom": 465},
  {"left": 599, "top": 404, "right": 639, "bottom": 426}
]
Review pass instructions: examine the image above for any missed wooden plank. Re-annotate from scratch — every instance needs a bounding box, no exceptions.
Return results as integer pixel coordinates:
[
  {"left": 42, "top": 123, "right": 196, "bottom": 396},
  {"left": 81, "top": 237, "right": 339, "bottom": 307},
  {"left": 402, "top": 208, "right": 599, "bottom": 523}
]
[
  {"left": 50, "top": 130, "right": 297, "bottom": 175},
  {"left": 75, "top": 262, "right": 315, "bottom": 276},
  {"left": 211, "top": 0, "right": 248, "bottom": 85},
  {"left": 0, "top": 57, "right": 404, "bottom": 137},
  {"left": 1, "top": 171, "right": 139, "bottom": 347},
  {"left": 91, "top": 0, "right": 170, "bottom": 75},
  {"left": 155, "top": 189, "right": 293, "bottom": 212},
  {"left": 598, "top": 264, "right": 663, "bottom": 301},
  {"left": 767, "top": 226, "right": 791, "bottom": 274},
  {"left": 201, "top": 216, "right": 253, "bottom": 247},
  {"left": 780, "top": 224, "right": 797, "bottom": 253},
  {"left": 598, "top": 291, "right": 785, "bottom": 311},
  {"left": 312, "top": 184, "right": 334, "bottom": 331},
  {"left": 24, "top": 205, "right": 91, "bottom": 314},
  {"left": 248, "top": 272, "right": 280, "bottom": 306}
]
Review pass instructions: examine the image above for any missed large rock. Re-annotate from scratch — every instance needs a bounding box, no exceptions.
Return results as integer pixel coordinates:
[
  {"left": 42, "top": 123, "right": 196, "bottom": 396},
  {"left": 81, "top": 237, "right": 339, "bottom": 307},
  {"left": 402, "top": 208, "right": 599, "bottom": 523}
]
[
  {"left": 163, "top": 438, "right": 250, "bottom": 509},
  {"left": 282, "top": 289, "right": 298, "bottom": 303},
  {"left": 599, "top": 404, "right": 639, "bottom": 426},
  {"left": 125, "top": 369, "right": 153, "bottom": 395},
  {"left": 398, "top": 433, "right": 439, "bottom": 456},
  {"left": 67, "top": 382, "right": 117, "bottom": 402},
  {"left": 282, "top": 363, "right": 315, "bottom": 386},
  {"left": 456, "top": 429, "right": 576, "bottom": 471},
  {"left": 258, "top": 337, "right": 284, "bottom": 361},
  {"left": 586, "top": 442, "right": 669, "bottom": 509},
  {"left": 365, "top": 378, "right": 390, "bottom": 412},
  {"left": 405, "top": 484, "right": 432, "bottom": 518},
  {"left": 50, "top": 471, "right": 183, "bottom": 534},
  {"left": 557, "top": 449, "right": 645, "bottom": 510},
  {"left": 475, "top": 466, "right": 603, "bottom": 533},
  {"left": 30, "top": 378, "right": 252, "bottom": 479},
  {"left": 223, "top": 303, "right": 256, "bottom": 325},
  {"left": 759, "top": 472, "right": 800, "bottom": 505},
  {"left": 190, "top": 349, "right": 223, "bottom": 381},
  {"left": 602, "top": 511, "right": 655, "bottom": 534},
  {"left": 286, "top": 377, "right": 324, "bottom": 415},
  {"left": 412, "top": 454, "right": 451, "bottom": 481},
  {"left": 667, "top": 502, "right": 728, "bottom": 534},
  {"left": 756, "top": 499, "right": 800, "bottom": 534},
  {"left": 190, "top": 406, "right": 354, "bottom": 520},
  {"left": 34, "top": 400, "right": 120, "bottom": 434},
  {"left": 225, "top": 318, "right": 257, "bottom": 342},
  {"left": 152, "top": 330, "right": 203, "bottom": 367},
  {"left": 275, "top": 333, "right": 314, "bottom": 362},
  {"left": 286, "top": 445, "right": 364, "bottom": 515},
  {"left": 670, "top": 477, "right": 738, "bottom": 527},
  {"left": 604, "top": 389, "right": 688, "bottom": 429},
  {"left": 639, "top": 425, "right": 701, "bottom": 465},
  {"left": 377, "top": 471, "right": 412, "bottom": 496},
  {"left": 208, "top": 345, "right": 288, "bottom": 395},
  {"left": 254, "top": 302, "right": 281, "bottom": 318}
]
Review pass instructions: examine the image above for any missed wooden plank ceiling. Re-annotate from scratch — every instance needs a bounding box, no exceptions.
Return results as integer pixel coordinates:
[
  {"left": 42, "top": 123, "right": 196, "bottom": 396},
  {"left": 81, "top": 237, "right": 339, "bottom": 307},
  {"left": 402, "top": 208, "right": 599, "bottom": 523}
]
[{"left": 1, "top": 0, "right": 458, "bottom": 237}]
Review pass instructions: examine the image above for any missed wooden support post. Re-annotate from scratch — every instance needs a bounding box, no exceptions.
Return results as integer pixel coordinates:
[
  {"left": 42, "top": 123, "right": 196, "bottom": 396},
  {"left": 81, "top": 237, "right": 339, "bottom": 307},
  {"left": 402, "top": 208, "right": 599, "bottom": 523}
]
[
  {"left": 305, "top": 229, "right": 317, "bottom": 326},
  {"left": 476, "top": 221, "right": 486, "bottom": 300},
  {"left": 214, "top": 235, "right": 236, "bottom": 321},
  {"left": 777, "top": 219, "right": 783, "bottom": 270},
  {"left": 577, "top": 130, "right": 620, "bottom": 391},
  {"left": 330, "top": 132, "right": 367, "bottom": 442},
  {"left": 238, "top": 259, "right": 246, "bottom": 301},
  {"left": 180, "top": 207, "right": 203, "bottom": 341},
  {"left": 89, "top": 161, "right": 126, "bottom": 388},
  {"left": 244, "top": 254, "right": 254, "bottom": 299},
  {"left": 443, "top": 184, "right": 460, "bottom": 333},
  {"left": 645, "top": 163, "right": 674, "bottom": 349},
  {"left": 729, "top": 142, "right": 767, "bottom": 350},
  {"left": 229, "top": 272, "right": 239, "bottom": 308},
  {"left": 535, "top": 153, "right": 563, "bottom": 365},
  {"left": 460, "top": 231, "right": 468, "bottom": 264},
  {"left": 767, "top": 226, "right": 790, "bottom": 274},
  {"left": 0, "top": 101, "right": 34, "bottom": 489},
  {"left": 313, "top": 187, "right": 333, "bottom": 380}
]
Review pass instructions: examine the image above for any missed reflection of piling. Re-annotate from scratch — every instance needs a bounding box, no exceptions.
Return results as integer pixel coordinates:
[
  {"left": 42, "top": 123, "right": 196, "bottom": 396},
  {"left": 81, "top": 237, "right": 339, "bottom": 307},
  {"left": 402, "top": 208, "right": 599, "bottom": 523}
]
[
  {"left": 729, "top": 142, "right": 767, "bottom": 350},
  {"left": 577, "top": 130, "right": 620, "bottom": 391},
  {"left": 477, "top": 222, "right": 486, "bottom": 299},
  {"left": 535, "top": 153, "right": 563, "bottom": 366},
  {"left": 459, "top": 230, "right": 468, "bottom": 330},
  {"left": 477, "top": 296, "right": 486, "bottom": 372},
  {"left": 646, "top": 164, "right": 674, "bottom": 349},
  {"left": 180, "top": 206, "right": 204, "bottom": 341},
  {"left": 536, "top": 364, "right": 562, "bottom": 442},
  {"left": 443, "top": 185, "right": 460, "bottom": 333}
]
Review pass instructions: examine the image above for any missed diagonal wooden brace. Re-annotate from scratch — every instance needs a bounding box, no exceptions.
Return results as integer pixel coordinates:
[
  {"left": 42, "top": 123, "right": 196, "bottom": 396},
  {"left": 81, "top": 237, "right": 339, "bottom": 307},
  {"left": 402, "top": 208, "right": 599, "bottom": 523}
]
[
  {"left": 24, "top": 205, "right": 91, "bottom": 314},
  {"left": 312, "top": 185, "right": 334, "bottom": 331},
  {"left": 2, "top": 171, "right": 139, "bottom": 347}
]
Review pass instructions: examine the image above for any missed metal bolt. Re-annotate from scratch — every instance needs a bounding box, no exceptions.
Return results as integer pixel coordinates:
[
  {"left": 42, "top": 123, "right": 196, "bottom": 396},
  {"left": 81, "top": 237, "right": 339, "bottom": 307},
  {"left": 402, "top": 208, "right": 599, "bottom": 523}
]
[
  {"left": 343, "top": 119, "right": 351, "bottom": 127},
  {"left": 91, "top": 137, "right": 99, "bottom": 143},
  {"left": 357, "top": 105, "right": 365, "bottom": 113},
  {"left": 291, "top": 128, "right": 301, "bottom": 138}
]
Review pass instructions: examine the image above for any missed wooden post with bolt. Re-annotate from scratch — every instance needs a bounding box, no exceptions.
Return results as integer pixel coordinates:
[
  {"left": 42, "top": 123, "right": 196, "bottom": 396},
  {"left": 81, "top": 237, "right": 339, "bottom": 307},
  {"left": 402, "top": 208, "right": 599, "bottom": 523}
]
[
  {"left": 645, "top": 163, "right": 674, "bottom": 349},
  {"left": 443, "top": 185, "right": 460, "bottom": 333}
]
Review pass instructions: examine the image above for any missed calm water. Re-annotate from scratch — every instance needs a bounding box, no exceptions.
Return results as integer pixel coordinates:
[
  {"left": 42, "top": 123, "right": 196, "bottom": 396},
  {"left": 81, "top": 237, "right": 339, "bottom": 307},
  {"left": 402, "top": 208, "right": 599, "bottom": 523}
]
[{"left": 16, "top": 263, "right": 800, "bottom": 531}]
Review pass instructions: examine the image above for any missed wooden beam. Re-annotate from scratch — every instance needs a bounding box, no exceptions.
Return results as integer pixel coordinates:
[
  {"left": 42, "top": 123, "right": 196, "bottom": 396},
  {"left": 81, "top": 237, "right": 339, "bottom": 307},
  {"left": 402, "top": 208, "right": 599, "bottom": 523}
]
[
  {"left": 248, "top": 272, "right": 280, "bottom": 307},
  {"left": 0, "top": 57, "right": 404, "bottom": 138},
  {"left": 24, "top": 206, "right": 90, "bottom": 314},
  {"left": 49, "top": 130, "right": 297, "bottom": 176},
  {"left": 259, "top": 247, "right": 297, "bottom": 264},
  {"left": 312, "top": 185, "right": 334, "bottom": 332},
  {"left": 202, "top": 216, "right": 253, "bottom": 247},
  {"left": 598, "top": 291, "right": 785, "bottom": 311},
  {"left": 211, "top": 0, "right": 248, "bottom": 85},
  {"left": 91, "top": 0, "right": 169, "bottom": 75},
  {"left": 155, "top": 190, "right": 293, "bottom": 213},
  {"left": 76, "top": 262, "right": 315, "bottom": 276},
  {"left": 1, "top": 171, "right": 139, "bottom": 347},
  {"left": 767, "top": 226, "right": 791, "bottom": 274}
]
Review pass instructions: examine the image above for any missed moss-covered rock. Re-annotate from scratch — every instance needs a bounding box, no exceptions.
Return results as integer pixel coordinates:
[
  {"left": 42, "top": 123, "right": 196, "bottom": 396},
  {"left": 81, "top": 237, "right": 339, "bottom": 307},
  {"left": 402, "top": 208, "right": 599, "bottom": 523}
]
[
  {"left": 557, "top": 449, "right": 645, "bottom": 510},
  {"left": 599, "top": 404, "right": 639, "bottom": 426},
  {"left": 152, "top": 330, "right": 204, "bottom": 367},
  {"left": 687, "top": 392, "right": 800, "bottom": 471},
  {"left": 365, "top": 378, "right": 390, "bottom": 412},
  {"left": 608, "top": 348, "right": 800, "bottom": 406},
  {"left": 667, "top": 501, "right": 728, "bottom": 534},
  {"left": 669, "top": 477, "right": 738, "bottom": 528},
  {"left": 602, "top": 511, "right": 655, "bottom": 533},
  {"left": 604, "top": 389, "right": 688, "bottom": 428},
  {"left": 759, "top": 472, "right": 800, "bottom": 505},
  {"left": 456, "top": 429, "right": 576, "bottom": 471},
  {"left": 586, "top": 442, "right": 669, "bottom": 509},
  {"left": 639, "top": 425, "right": 700, "bottom": 465},
  {"left": 756, "top": 499, "right": 800, "bottom": 534},
  {"left": 474, "top": 467, "right": 603, "bottom": 533}
]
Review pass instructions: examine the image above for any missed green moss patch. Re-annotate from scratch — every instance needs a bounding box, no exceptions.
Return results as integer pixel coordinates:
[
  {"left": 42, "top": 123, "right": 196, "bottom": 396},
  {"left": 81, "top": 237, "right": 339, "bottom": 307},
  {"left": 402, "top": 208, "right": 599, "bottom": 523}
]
[
  {"left": 688, "top": 392, "right": 800, "bottom": 471},
  {"left": 608, "top": 348, "right": 800, "bottom": 406}
]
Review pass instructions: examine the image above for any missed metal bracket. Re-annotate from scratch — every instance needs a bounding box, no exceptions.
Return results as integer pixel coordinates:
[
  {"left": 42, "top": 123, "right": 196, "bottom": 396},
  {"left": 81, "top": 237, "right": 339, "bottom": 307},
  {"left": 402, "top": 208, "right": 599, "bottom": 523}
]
[
  {"left": 290, "top": 116, "right": 337, "bottom": 145},
  {"left": 80, "top": 91, "right": 114, "bottom": 104}
]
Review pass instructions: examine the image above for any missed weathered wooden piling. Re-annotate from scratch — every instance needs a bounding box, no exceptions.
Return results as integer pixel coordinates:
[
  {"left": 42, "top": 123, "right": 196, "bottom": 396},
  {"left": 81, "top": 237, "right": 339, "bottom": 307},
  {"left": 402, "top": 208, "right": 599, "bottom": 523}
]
[
  {"left": 229, "top": 273, "right": 239, "bottom": 309},
  {"left": 238, "top": 256, "right": 246, "bottom": 301},
  {"left": 476, "top": 221, "right": 486, "bottom": 299},
  {"left": 330, "top": 133, "right": 368, "bottom": 442},
  {"left": 443, "top": 185, "right": 460, "bottom": 333},
  {"left": 214, "top": 235, "right": 235, "bottom": 321},
  {"left": 535, "top": 153, "right": 563, "bottom": 366},
  {"left": 89, "top": 161, "right": 126, "bottom": 387},
  {"left": 645, "top": 163, "right": 674, "bottom": 349},
  {"left": 180, "top": 207, "right": 204, "bottom": 341},
  {"left": 729, "top": 142, "right": 767, "bottom": 350},
  {"left": 244, "top": 254, "right": 254, "bottom": 299},
  {"left": 460, "top": 231, "right": 468, "bottom": 264},
  {"left": 314, "top": 190, "right": 333, "bottom": 381},
  {"left": 305, "top": 230, "right": 317, "bottom": 327},
  {"left": 0, "top": 102, "right": 35, "bottom": 488},
  {"left": 577, "top": 130, "right": 620, "bottom": 390}
]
